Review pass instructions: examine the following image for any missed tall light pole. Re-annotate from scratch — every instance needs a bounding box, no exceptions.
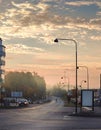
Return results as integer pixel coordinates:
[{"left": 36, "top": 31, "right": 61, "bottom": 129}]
[
  {"left": 61, "top": 70, "right": 70, "bottom": 91},
  {"left": 100, "top": 74, "right": 101, "bottom": 90},
  {"left": 54, "top": 38, "right": 78, "bottom": 114},
  {"left": 64, "top": 68, "right": 75, "bottom": 90},
  {"left": 80, "top": 80, "right": 86, "bottom": 89},
  {"left": 78, "top": 66, "right": 89, "bottom": 89}
]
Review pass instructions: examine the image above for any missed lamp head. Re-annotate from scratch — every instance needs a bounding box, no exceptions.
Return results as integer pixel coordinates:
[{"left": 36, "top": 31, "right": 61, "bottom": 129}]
[
  {"left": 77, "top": 66, "right": 79, "bottom": 69},
  {"left": 54, "top": 38, "right": 58, "bottom": 42},
  {"left": 61, "top": 77, "right": 63, "bottom": 79}
]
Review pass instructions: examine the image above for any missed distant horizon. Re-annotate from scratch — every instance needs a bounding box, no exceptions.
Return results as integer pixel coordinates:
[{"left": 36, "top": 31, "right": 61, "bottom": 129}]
[{"left": 5, "top": 68, "right": 101, "bottom": 89}]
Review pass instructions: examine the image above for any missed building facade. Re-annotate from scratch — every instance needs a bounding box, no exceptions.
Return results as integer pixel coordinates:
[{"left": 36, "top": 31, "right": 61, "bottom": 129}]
[
  {"left": 0, "top": 37, "right": 6, "bottom": 102},
  {"left": 0, "top": 38, "right": 6, "bottom": 83}
]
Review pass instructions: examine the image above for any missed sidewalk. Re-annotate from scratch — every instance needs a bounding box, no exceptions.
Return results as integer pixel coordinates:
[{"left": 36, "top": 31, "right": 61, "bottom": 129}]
[
  {"left": 69, "top": 106, "right": 101, "bottom": 117},
  {"left": 94, "top": 107, "right": 101, "bottom": 114}
]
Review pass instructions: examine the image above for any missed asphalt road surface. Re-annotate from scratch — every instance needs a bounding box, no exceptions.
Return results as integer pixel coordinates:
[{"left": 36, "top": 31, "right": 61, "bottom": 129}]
[{"left": 0, "top": 99, "right": 101, "bottom": 130}]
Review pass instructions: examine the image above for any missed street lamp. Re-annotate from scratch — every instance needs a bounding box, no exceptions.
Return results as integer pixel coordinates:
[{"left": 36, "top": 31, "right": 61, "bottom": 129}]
[
  {"left": 64, "top": 70, "right": 70, "bottom": 91},
  {"left": 80, "top": 80, "right": 86, "bottom": 89},
  {"left": 64, "top": 68, "right": 75, "bottom": 90},
  {"left": 54, "top": 38, "right": 78, "bottom": 113},
  {"left": 78, "top": 66, "right": 89, "bottom": 89},
  {"left": 100, "top": 74, "right": 101, "bottom": 90},
  {"left": 61, "top": 71, "right": 70, "bottom": 91}
]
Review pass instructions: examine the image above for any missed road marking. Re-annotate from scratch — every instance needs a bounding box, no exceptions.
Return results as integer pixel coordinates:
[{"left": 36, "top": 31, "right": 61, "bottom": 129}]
[{"left": 63, "top": 115, "right": 72, "bottom": 120}]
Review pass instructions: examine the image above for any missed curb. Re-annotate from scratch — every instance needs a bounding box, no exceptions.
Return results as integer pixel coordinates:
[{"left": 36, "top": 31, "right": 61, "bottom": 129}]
[{"left": 69, "top": 111, "right": 101, "bottom": 117}]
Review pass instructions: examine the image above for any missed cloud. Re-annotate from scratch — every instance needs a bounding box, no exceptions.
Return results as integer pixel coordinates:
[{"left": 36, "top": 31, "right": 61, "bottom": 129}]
[
  {"left": 65, "top": 1, "right": 94, "bottom": 7},
  {"left": 2, "top": 3, "right": 99, "bottom": 30},
  {"left": 96, "top": 67, "right": 101, "bottom": 70},
  {"left": 1, "top": 1, "right": 88, "bottom": 28},
  {"left": 5, "top": 43, "right": 45, "bottom": 54},
  {"left": 0, "top": 0, "right": 101, "bottom": 43},
  {"left": 90, "top": 18, "right": 101, "bottom": 25},
  {"left": 65, "top": 1, "right": 101, "bottom": 8},
  {"left": 11, "top": 1, "right": 35, "bottom": 10},
  {"left": 90, "top": 36, "right": 101, "bottom": 40}
]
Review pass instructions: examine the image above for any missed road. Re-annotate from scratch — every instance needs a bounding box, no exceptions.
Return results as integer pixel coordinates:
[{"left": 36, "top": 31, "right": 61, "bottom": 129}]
[{"left": 0, "top": 99, "right": 101, "bottom": 130}]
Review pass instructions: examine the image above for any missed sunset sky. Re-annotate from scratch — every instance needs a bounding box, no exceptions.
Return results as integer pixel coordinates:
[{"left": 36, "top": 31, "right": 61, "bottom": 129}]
[{"left": 0, "top": 0, "right": 101, "bottom": 89}]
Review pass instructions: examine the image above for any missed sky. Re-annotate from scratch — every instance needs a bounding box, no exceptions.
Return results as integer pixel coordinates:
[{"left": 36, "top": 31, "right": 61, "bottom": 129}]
[{"left": 0, "top": 0, "right": 101, "bottom": 89}]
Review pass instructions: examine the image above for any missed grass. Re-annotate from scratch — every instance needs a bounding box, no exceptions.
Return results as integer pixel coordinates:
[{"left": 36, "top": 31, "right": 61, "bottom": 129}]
[
  {"left": 63, "top": 98, "right": 81, "bottom": 107},
  {"left": 64, "top": 101, "right": 75, "bottom": 107}
]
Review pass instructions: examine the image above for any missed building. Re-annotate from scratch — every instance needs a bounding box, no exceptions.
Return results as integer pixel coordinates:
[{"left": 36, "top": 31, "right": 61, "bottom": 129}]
[
  {"left": 0, "top": 38, "right": 6, "bottom": 83},
  {"left": 0, "top": 38, "right": 6, "bottom": 105}
]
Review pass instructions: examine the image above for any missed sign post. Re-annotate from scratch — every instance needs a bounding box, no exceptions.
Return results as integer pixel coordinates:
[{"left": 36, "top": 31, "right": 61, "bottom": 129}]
[{"left": 81, "top": 90, "right": 94, "bottom": 111}]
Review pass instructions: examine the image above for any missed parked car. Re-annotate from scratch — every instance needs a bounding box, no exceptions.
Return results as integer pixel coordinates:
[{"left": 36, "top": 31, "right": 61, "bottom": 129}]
[
  {"left": 17, "top": 98, "right": 29, "bottom": 107},
  {"left": 27, "top": 99, "right": 33, "bottom": 104},
  {"left": 94, "top": 98, "right": 101, "bottom": 106}
]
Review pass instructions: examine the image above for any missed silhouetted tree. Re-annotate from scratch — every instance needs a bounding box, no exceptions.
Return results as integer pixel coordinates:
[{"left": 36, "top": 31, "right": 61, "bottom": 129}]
[{"left": 4, "top": 71, "right": 46, "bottom": 100}]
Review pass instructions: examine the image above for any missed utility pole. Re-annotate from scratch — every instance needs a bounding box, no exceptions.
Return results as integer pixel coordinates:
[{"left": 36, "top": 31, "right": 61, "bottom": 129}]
[{"left": 100, "top": 74, "right": 101, "bottom": 91}]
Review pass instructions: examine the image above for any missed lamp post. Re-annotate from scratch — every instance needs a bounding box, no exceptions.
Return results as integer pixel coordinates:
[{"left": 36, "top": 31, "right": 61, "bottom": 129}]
[
  {"left": 80, "top": 80, "right": 86, "bottom": 89},
  {"left": 78, "top": 66, "right": 89, "bottom": 89},
  {"left": 54, "top": 38, "right": 78, "bottom": 113},
  {"left": 61, "top": 71, "right": 70, "bottom": 91},
  {"left": 100, "top": 74, "right": 101, "bottom": 90},
  {"left": 64, "top": 70, "right": 70, "bottom": 91},
  {"left": 64, "top": 68, "right": 75, "bottom": 90}
]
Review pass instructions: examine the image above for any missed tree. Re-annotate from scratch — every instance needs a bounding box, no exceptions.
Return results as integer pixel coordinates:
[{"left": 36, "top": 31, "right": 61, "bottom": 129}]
[
  {"left": 50, "top": 83, "right": 67, "bottom": 98},
  {"left": 4, "top": 71, "right": 46, "bottom": 100},
  {"left": 33, "top": 73, "right": 46, "bottom": 100}
]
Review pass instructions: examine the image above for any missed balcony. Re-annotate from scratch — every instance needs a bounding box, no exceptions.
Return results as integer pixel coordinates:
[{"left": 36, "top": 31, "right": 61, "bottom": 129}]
[
  {"left": 0, "top": 59, "right": 5, "bottom": 65},
  {"left": 0, "top": 69, "right": 5, "bottom": 74},
  {"left": 0, "top": 45, "right": 6, "bottom": 57}
]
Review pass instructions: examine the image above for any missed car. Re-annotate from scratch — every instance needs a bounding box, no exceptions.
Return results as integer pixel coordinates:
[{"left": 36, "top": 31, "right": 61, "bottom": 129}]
[
  {"left": 27, "top": 99, "right": 33, "bottom": 104},
  {"left": 17, "top": 98, "right": 29, "bottom": 107},
  {"left": 94, "top": 98, "right": 101, "bottom": 106}
]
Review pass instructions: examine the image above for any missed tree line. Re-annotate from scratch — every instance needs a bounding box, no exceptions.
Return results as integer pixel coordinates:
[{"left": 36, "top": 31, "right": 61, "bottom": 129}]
[{"left": 3, "top": 71, "right": 46, "bottom": 101}]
